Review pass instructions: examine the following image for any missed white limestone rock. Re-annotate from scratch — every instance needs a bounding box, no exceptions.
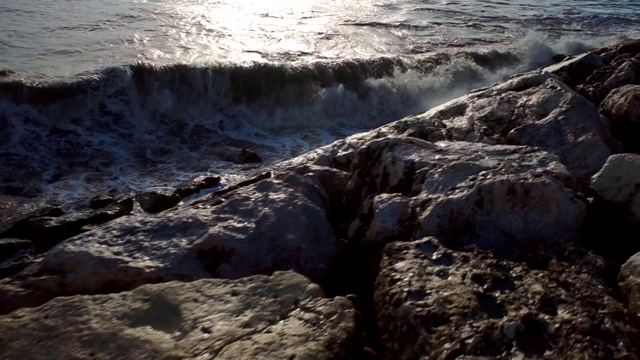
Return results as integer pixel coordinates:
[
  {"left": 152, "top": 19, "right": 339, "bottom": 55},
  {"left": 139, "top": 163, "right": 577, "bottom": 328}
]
[
  {"left": 590, "top": 153, "right": 640, "bottom": 224},
  {"left": 347, "top": 137, "right": 586, "bottom": 260},
  {"left": 380, "top": 71, "right": 620, "bottom": 183}
]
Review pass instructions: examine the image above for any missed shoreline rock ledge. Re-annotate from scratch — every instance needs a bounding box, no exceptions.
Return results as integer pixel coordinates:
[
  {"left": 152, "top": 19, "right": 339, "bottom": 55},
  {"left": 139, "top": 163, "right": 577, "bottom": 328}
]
[{"left": 2, "top": 39, "right": 640, "bottom": 359}]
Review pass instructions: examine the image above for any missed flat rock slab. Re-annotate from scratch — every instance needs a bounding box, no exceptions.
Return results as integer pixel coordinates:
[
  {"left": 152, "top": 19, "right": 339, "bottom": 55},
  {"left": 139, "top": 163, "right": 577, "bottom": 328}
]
[
  {"left": 375, "top": 238, "right": 639, "bottom": 360},
  {"left": 0, "top": 271, "right": 363, "bottom": 359},
  {"left": 24, "top": 172, "right": 337, "bottom": 296}
]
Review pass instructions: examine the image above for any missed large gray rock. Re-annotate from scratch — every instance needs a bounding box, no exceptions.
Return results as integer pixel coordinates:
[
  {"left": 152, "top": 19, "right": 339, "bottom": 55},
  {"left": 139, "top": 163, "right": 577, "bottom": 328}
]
[
  {"left": 590, "top": 153, "right": 640, "bottom": 225},
  {"left": 369, "top": 71, "right": 620, "bottom": 183},
  {"left": 578, "top": 53, "right": 640, "bottom": 106},
  {"left": 285, "top": 71, "right": 620, "bottom": 185},
  {"left": 0, "top": 271, "right": 363, "bottom": 359},
  {"left": 346, "top": 137, "right": 586, "bottom": 261},
  {"left": 619, "top": 252, "right": 640, "bottom": 315},
  {"left": 600, "top": 84, "right": 640, "bottom": 152},
  {"left": 23, "top": 171, "right": 338, "bottom": 296},
  {"left": 375, "top": 238, "right": 639, "bottom": 360},
  {"left": 545, "top": 52, "right": 605, "bottom": 89}
]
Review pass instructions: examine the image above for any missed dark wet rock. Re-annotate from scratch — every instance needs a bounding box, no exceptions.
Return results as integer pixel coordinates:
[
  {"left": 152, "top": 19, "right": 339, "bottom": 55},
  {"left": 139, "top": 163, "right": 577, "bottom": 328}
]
[
  {"left": 191, "top": 172, "right": 272, "bottom": 206},
  {"left": 135, "top": 190, "right": 181, "bottom": 213},
  {"left": 577, "top": 48, "right": 640, "bottom": 105},
  {"left": 375, "top": 238, "right": 639, "bottom": 360},
  {"left": 345, "top": 137, "right": 585, "bottom": 262},
  {"left": 88, "top": 193, "right": 115, "bottom": 209},
  {"left": 21, "top": 171, "right": 337, "bottom": 296},
  {"left": 16, "top": 200, "right": 133, "bottom": 253},
  {"left": 0, "top": 280, "right": 54, "bottom": 315},
  {"left": 546, "top": 52, "right": 605, "bottom": 89},
  {"left": 0, "top": 69, "right": 18, "bottom": 77},
  {"left": 600, "top": 85, "right": 640, "bottom": 152},
  {"left": 0, "top": 184, "right": 42, "bottom": 198},
  {"left": 619, "top": 252, "right": 640, "bottom": 315},
  {"left": 174, "top": 173, "right": 221, "bottom": 199},
  {"left": 0, "top": 271, "right": 364, "bottom": 359},
  {"left": 0, "top": 238, "right": 36, "bottom": 279},
  {"left": 364, "top": 71, "right": 621, "bottom": 184},
  {"left": 0, "top": 238, "right": 32, "bottom": 260},
  {"left": 0, "top": 250, "right": 38, "bottom": 280},
  {"left": 0, "top": 206, "right": 64, "bottom": 239},
  {"left": 209, "top": 145, "right": 262, "bottom": 164}
]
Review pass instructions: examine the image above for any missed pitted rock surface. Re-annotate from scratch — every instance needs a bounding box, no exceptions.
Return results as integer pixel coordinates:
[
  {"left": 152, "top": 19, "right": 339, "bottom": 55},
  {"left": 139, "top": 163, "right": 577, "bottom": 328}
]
[
  {"left": 375, "top": 238, "right": 639, "bottom": 360},
  {"left": 0, "top": 271, "right": 363, "bottom": 359}
]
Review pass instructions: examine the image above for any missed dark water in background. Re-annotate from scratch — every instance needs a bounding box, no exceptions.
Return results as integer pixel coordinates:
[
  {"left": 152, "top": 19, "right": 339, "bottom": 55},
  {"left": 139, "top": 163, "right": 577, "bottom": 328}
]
[{"left": 1, "top": 0, "right": 639, "bottom": 210}]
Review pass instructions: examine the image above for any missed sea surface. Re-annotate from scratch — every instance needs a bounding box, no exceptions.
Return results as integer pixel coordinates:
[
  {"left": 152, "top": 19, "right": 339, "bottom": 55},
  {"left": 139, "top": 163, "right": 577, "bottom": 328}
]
[{"left": 1, "top": 0, "right": 640, "bottom": 211}]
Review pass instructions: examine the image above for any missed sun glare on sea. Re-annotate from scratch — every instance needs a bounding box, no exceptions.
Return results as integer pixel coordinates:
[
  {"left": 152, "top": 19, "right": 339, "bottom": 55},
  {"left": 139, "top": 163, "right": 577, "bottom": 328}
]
[{"left": 169, "top": 0, "right": 337, "bottom": 61}]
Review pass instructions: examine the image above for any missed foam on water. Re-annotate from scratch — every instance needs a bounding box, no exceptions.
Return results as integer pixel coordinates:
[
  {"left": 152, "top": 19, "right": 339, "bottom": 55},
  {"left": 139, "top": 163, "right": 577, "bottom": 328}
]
[{"left": 0, "top": 32, "right": 630, "bottom": 210}]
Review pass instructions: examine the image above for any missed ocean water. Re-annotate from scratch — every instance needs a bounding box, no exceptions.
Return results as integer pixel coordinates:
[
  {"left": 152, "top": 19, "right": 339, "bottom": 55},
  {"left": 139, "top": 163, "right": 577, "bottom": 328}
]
[{"left": 1, "top": 0, "right": 640, "bottom": 211}]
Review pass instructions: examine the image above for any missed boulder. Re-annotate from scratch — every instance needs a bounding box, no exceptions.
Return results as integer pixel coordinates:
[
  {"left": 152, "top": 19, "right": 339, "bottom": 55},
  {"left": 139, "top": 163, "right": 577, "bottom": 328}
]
[
  {"left": 619, "top": 252, "right": 640, "bottom": 315},
  {"left": 377, "top": 71, "right": 620, "bottom": 183},
  {"left": 22, "top": 172, "right": 337, "bottom": 296},
  {"left": 209, "top": 146, "right": 262, "bottom": 164},
  {"left": 0, "top": 205, "right": 64, "bottom": 238},
  {"left": 0, "top": 238, "right": 31, "bottom": 260},
  {"left": 375, "top": 238, "right": 639, "bottom": 359},
  {"left": 88, "top": 193, "right": 115, "bottom": 209},
  {"left": 600, "top": 85, "right": 640, "bottom": 152},
  {"left": 0, "top": 271, "right": 364, "bottom": 359},
  {"left": 135, "top": 190, "right": 181, "bottom": 213},
  {"left": 578, "top": 53, "right": 640, "bottom": 105},
  {"left": 0, "top": 199, "right": 133, "bottom": 253},
  {"left": 590, "top": 154, "right": 640, "bottom": 225},
  {"left": 174, "top": 173, "right": 221, "bottom": 199},
  {"left": 26, "top": 199, "right": 134, "bottom": 252},
  {"left": 0, "top": 238, "right": 34, "bottom": 279},
  {"left": 545, "top": 52, "right": 605, "bottom": 89},
  {"left": 346, "top": 137, "right": 585, "bottom": 261}
]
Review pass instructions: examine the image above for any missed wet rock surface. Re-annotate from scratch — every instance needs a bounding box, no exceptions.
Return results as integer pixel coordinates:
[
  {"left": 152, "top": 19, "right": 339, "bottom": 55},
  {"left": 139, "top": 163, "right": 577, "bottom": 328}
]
[
  {"left": 174, "top": 173, "right": 221, "bottom": 199},
  {"left": 135, "top": 190, "right": 181, "bottom": 213},
  {"left": 0, "top": 271, "right": 363, "bottom": 359}
]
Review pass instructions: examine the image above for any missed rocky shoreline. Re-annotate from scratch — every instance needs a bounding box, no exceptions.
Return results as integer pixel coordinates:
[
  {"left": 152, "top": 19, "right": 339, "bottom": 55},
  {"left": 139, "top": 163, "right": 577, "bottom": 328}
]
[{"left": 2, "top": 39, "right": 640, "bottom": 359}]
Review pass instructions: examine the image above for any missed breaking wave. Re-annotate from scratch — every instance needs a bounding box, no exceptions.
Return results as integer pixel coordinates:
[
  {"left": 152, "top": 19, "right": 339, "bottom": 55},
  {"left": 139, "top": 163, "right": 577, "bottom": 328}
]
[{"left": 0, "top": 36, "right": 600, "bottom": 206}]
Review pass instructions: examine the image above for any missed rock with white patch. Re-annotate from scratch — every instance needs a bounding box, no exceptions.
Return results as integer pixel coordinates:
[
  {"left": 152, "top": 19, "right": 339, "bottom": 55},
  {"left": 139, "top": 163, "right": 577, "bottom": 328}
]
[{"left": 346, "top": 137, "right": 586, "bottom": 261}]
